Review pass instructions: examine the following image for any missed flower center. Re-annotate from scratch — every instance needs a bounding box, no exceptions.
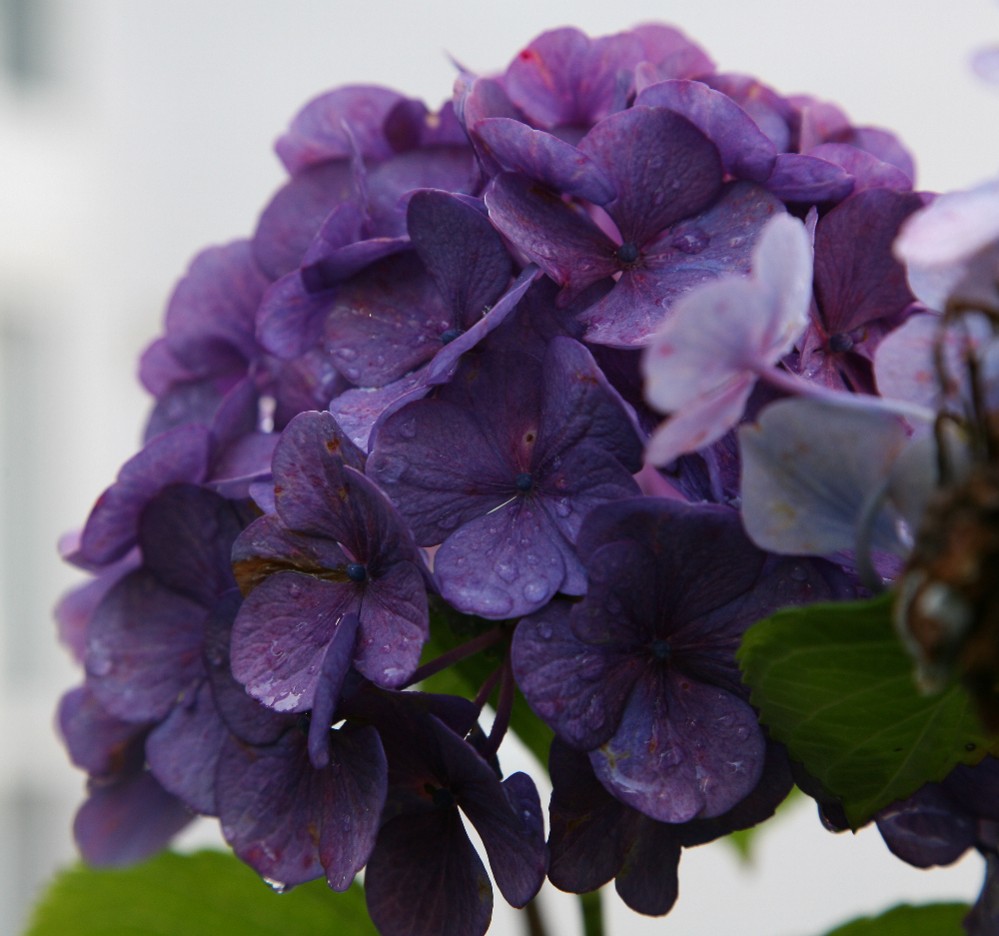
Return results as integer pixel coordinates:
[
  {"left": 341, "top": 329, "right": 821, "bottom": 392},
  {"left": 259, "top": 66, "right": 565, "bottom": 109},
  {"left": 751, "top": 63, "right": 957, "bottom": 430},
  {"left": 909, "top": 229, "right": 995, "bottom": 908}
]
[
  {"left": 515, "top": 472, "right": 534, "bottom": 493},
  {"left": 615, "top": 241, "right": 640, "bottom": 264},
  {"left": 346, "top": 562, "right": 367, "bottom": 583},
  {"left": 650, "top": 638, "right": 672, "bottom": 662}
]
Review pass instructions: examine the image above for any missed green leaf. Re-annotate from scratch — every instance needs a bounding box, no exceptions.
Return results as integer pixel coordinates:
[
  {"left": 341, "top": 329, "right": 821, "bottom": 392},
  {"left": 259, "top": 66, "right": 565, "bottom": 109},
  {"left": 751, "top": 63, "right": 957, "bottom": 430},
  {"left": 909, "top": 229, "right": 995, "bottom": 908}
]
[
  {"left": 24, "top": 849, "right": 376, "bottom": 936},
  {"left": 420, "top": 598, "right": 553, "bottom": 769},
  {"left": 820, "top": 901, "right": 970, "bottom": 935},
  {"left": 737, "top": 592, "right": 994, "bottom": 827}
]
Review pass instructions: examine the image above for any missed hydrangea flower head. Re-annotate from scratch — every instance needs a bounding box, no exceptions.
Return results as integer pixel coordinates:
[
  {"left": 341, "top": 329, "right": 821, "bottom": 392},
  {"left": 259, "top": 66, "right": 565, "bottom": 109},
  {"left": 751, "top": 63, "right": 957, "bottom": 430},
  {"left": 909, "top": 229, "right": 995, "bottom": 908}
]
[{"left": 55, "top": 20, "right": 999, "bottom": 936}]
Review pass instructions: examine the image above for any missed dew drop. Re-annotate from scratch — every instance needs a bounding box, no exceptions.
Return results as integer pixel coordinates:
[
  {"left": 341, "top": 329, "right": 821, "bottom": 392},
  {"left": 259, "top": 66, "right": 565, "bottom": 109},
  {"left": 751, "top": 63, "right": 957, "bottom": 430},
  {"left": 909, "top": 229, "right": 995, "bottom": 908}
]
[
  {"left": 263, "top": 877, "right": 288, "bottom": 894},
  {"left": 523, "top": 579, "right": 548, "bottom": 603},
  {"left": 789, "top": 565, "right": 808, "bottom": 582},
  {"left": 288, "top": 582, "right": 302, "bottom": 598},
  {"left": 437, "top": 513, "right": 460, "bottom": 532},
  {"left": 537, "top": 622, "right": 553, "bottom": 641},
  {"left": 496, "top": 561, "right": 518, "bottom": 584},
  {"left": 371, "top": 454, "right": 407, "bottom": 483},
  {"left": 336, "top": 347, "right": 358, "bottom": 362},
  {"left": 398, "top": 418, "right": 417, "bottom": 440},
  {"left": 554, "top": 498, "right": 572, "bottom": 518},
  {"left": 672, "top": 228, "right": 710, "bottom": 254}
]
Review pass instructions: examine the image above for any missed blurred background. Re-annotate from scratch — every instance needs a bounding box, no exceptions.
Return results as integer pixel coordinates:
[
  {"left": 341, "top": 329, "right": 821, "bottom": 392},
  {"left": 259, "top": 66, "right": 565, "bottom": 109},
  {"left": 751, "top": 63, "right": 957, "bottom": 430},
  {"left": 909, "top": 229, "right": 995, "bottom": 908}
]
[{"left": 2, "top": 1, "right": 999, "bottom": 933}]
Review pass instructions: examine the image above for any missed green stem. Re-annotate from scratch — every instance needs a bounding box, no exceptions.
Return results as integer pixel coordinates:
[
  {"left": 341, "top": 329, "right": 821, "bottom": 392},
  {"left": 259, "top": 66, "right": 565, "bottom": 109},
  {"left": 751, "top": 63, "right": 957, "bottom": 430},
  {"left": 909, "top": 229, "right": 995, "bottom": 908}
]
[
  {"left": 523, "top": 895, "right": 549, "bottom": 936},
  {"left": 579, "top": 890, "right": 604, "bottom": 936}
]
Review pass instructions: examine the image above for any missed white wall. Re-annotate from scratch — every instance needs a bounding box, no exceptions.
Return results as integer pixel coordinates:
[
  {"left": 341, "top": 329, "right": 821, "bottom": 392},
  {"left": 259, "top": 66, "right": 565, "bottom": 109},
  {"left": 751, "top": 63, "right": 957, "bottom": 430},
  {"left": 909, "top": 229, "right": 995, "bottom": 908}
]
[{"left": 3, "top": 1, "right": 998, "bottom": 933}]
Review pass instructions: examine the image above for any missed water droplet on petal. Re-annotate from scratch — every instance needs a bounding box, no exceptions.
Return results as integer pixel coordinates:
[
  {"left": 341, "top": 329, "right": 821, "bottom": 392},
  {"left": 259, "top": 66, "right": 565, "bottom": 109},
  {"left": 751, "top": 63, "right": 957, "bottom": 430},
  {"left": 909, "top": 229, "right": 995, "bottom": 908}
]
[
  {"left": 672, "top": 228, "right": 710, "bottom": 254},
  {"left": 789, "top": 565, "right": 807, "bottom": 582},
  {"left": 263, "top": 877, "right": 288, "bottom": 894},
  {"left": 554, "top": 498, "right": 572, "bottom": 518},
  {"left": 398, "top": 418, "right": 417, "bottom": 440},
  {"left": 522, "top": 579, "right": 549, "bottom": 603},
  {"left": 496, "top": 561, "right": 518, "bottom": 584},
  {"left": 537, "top": 623, "right": 553, "bottom": 641}
]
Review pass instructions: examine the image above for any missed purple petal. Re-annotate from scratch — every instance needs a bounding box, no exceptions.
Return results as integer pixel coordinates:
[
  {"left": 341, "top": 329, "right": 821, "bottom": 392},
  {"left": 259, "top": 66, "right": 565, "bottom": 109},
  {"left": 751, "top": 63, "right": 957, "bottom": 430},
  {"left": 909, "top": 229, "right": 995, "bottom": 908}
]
[
  {"left": 255, "top": 271, "right": 333, "bottom": 360},
  {"left": 302, "top": 234, "right": 411, "bottom": 290},
  {"left": 137, "top": 485, "right": 242, "bottom": 607},
  {"left": 271, "top": 410, "right": 369, "bottom": 539},
  {"left": 308, "top": 612, "right": 361, "bottom": 769},
  {"left": 484, "top": 171, "right": 618, "bottom": 294},
  {"left": 79, "top": 425, "right": 211, "bottom": 567},
  {"left": 58, "top": 685, "right": 147, "bottom": 776},
  {"left": 579, "top": 106, "right": 722, "bottom": 245},
  {"left": 365, "top": 810, "right": 492, "bottom": 936},
  {"left": 876, "top": 784, "right": 976, "bottom": 868},
  {"left": 590, "top": 673, "right": 765, "bottom": 822},
  {"left": 503, "top": 28, "right": 626, "bottom": 128},
  {"left": 764, "top": 152, "right": 854, "bottom": 203},
  {"left": 511, "top": 601, "right": 640, "bottom": 750},
  {"left": 814, "top": 188, "right": 921, "bottom": 334},
  {"left": 460, "top": 770, "right": 548, "bottom": 908},
  {"left": 406, "top": 189, "right": 513, "bottom": 322},
  {"left": 253, "top": 160, "right": 355, "bottom": 280},
  {"left": 275, "top": 85, "right": 407, "bottom": 173},
  {"left": 74, "top": 770, "right": 193, "bottom": 867},
  {"left": 86, "top": 570, "right": 206, "bottom": 722},
  {"left": 230, "top": 572, "right": 357, "bottom": 712},
  {"left": 635, "top": 79, "right": 776, "bottom": 183},
  {"left": 433, "top": 502, "right": 567, "bottom": 619},
  {"left": 218, "top": 725, "right": 387, "bottom": 891},
  {"left": 322, "top": 251, "right": 451, "bottom": 386},
  {"left": 146, "top": 678, "right": 225, "bottom": 815},
  {"left": 581, "top": 181, "right": 784, "bottom": 346},
  {"left": 473, "top": 119, "right": 616, "bottom": 204},
  {"left": 809, "top": 143, "right": 913, "bottom": 193}
]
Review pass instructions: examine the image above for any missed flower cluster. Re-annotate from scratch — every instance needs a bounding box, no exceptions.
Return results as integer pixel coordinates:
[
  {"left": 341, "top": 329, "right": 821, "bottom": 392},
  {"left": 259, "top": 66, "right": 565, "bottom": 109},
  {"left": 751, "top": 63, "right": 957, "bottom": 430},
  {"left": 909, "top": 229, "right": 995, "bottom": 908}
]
[{"left": 56, "top": 22, "right": 999, "bottom": 936}]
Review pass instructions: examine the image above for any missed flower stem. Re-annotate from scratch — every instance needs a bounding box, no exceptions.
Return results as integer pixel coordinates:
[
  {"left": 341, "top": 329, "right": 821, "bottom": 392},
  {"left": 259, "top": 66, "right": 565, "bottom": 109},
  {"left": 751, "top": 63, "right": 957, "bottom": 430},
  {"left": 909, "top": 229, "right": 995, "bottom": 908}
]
[
  {"left": 403, "top": 626, "right": 506, "bottom": 687},
  {"left": 579, "top": 890, "right": 604, "bottom": 936},
  {"left": 523, "top": 894, "right": 550, "bottom": 936}
]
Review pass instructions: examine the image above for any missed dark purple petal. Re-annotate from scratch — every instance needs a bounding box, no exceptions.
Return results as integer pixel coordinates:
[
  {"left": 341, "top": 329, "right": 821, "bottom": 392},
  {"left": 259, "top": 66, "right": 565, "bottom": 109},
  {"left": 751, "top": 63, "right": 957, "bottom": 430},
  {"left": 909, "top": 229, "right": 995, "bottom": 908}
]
[
  {"left": 433, "top": 502, "right": 567, "bottom": 619},
  {"left": 302, "top": 234, "right": 411, "bottom": 289},
  {"left": 217, "top": 724, "right": 387, "bottom": 891},
  {"left": 253, "top": 160, "right": 355, "bottom": 280},
  {"left": 614, "top": 817, "right": 682, "bottom": 915},
  {"left": 322, "top": 251, "right": 452, "bottom": 386},
  {"left": 139, "top": 337, "right": 192, "bottom": 397},
  {"left": 635, "top": 80, "right": 776, "bottom": 183},
  {"left": 473, "top": 119, "right": 616, "bottom": 204},
  {"left": 256, "top": 270, "right": 334, "bottom": 360},
  {"left": 230, "top": 572, "right": 357, "bottom": 712},
  {"left": 275, "top": 85, "right": 407, "bottom": 173},
  {"left": 270, "top": 411, "right": 368, "bottom": 539},
  {"left": 581, "top": 182, "right": 784, "bottom": 346},
  {"left": 536, "top": 337, "right": 643, "bottom": 474},
  {"left": 58, "top": 685, "right": 147, "bottom": 776},
  {"left": 164, "top": 241, "right": 266, "bottom": 372},
  {"left": 809, "top": 143, "right": 913, "bottom": 193},
  {"left": 233, "top": 513, "right": 350, "bottom": 595},
  {"left": 764, "top": 152, "right": 854, "bottom": 203},
  {"left": 74, "top": 770, "right": 192, "bottom": 867},
  {"left": 511, "top": 601, "right": 640, "bottom": 749},
  {"left": 590, "top": 673, "right": 765, "bottom": 822},
  {"left": 138, "top": 485, "right": 242, "bottom": 607},
  {"left": 365, "top": 810, "right": 492, "bottom": 936},
  {"left": 579, "top": 106, "right": 722, "bottom": 245},
  {"left": 308, "top": 612, "right": 361, "bottom": 769},
  {"left": 79, "top": 425, "right": 211, "bottom": 567},
  {"left": 631, "top": 23, "right": 714, "bottom": 79},
  {"left": 813, "top": 188, "right": 921, "bottom": 335},
  {"left": 547, "top": 739, "right": 635, "bottom": 894},
  {"left": 146, "top": 678, "right": 225, "bottom": 815},
  {"left": 368, "top": 398, "right": 518, "bottom": 545},
  {"left": 702, "top": 73, "right": 793, "bottom": 152},
  {"left": 503, "top": 27, "right": 638, "bottom": 129},
  {"left": 457, "top": 770, "right": 547, "bottom": 908},
  {"left": 86, "top": 570, "right": 205, "bottom": 722},
  {"left": 484, "top": 172, "right": 618, "bottom": 295},
  {"left": 407, "top": 189, "right": 513, "bottom": 323},
  {"left": 876, "top": 784, "right": 977, "bottom": 868},
  {"left": 202, "top": 590, "right": 290, "bottom": 747}
]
